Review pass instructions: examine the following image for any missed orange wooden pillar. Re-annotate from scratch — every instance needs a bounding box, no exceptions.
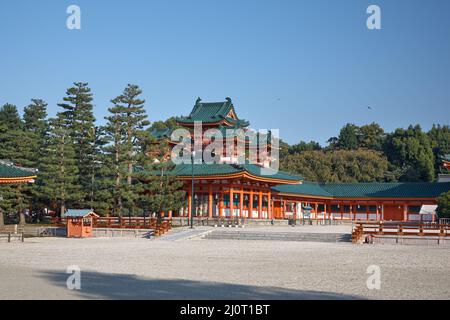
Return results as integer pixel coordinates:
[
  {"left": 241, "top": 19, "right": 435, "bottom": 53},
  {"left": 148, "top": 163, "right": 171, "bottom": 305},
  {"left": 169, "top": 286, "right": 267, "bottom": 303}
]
[
  {"left": 403, "top": 203, "right": 408, "bottom": 222},
  {"left": 208, "top": 185, "right": 213, "bottom": 218},
  {"left": 268, "top": 192, "right": 272, "bottom": 220},
  {"left": 218, "top": 192, "right": 223, "bottom": 218},
  {"left": 239, "top": 186, "right": 244, "bottom": 218},
  {"left": 258, "top": 191, "right": 262, "bottom": 219},
  {"left": 314, "top": 203, "right": 318, "bottom": 220},
  {"left": 188, "top": 192, "right": 192, "bottom": 219},
  {"left": 249, "top": 190, "right": 254, "bottom": 219},
  {"left": 230, "top": 188, "right": 234, "bottom": 218}
]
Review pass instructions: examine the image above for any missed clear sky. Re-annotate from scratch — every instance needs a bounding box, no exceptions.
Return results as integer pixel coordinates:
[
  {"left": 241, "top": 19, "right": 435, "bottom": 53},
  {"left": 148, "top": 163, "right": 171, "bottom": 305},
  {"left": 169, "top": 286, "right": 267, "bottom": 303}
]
[{"left": 1, "top": 0, "right": 449, "bottom": 145}]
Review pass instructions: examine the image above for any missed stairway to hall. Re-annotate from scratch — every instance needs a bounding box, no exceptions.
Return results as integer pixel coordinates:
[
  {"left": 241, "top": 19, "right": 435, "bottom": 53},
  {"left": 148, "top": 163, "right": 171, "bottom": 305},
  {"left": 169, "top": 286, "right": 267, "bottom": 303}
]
[{"left": 203, "top": 230, "right": 352, "bottom": 243}]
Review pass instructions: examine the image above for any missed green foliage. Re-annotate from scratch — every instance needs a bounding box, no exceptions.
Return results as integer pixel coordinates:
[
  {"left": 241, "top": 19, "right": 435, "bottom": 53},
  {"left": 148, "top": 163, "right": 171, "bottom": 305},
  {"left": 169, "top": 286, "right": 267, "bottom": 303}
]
[
  {"left": 437, "top": 191, "right": 450, "bottom": 218},
  {"left": 288, "top": 141, "right": 321, "bottom": 154},
  {"left": 137, "top": 137, "right": 185, "bottom": 217},
  {"left": 58, "top": 82, "right": 97, "bottom": 207},
  {"left": 39, "top": 116, "right": 80, "bottom": 215},
  {"left": 428, "top": 124, "right": 450, "bottom": 174},
  {"left": 281, "top": 149, "right": 389, "bottom": 183},
  {"left": 359, "top": 123, "right": 385, "bottom": 151},
  {"left": 149, "top": 117, "right": 180, "bottom": 131},
  {"left": 384, "top": 125, "right": 435, "bottom": 182},
  {"left": 337, "top": 123, "right": 359, "bottom": 150},
  {"left": 103, "top": 84, "right": 150, "bottom": 216}
]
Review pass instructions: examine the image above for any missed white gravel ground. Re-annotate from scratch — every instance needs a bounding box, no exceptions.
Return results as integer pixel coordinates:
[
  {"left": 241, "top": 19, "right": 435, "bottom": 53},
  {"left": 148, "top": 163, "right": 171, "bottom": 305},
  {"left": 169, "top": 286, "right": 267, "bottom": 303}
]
[{"left": 0, "top": 230, "right": 449, "bottom": 300}]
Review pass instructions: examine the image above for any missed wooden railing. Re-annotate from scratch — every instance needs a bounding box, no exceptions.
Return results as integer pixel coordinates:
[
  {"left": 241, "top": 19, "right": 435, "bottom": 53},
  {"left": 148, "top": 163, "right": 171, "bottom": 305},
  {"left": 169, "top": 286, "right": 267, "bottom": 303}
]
[
  {"left": 352, "top": 222, "right": 450, "bottom": 243},
  {"left": 52, "top": 217, "right": 172, "bottom": 235},
  {"left": 351, "top": 225, "right": 364, "bottom": 243}
]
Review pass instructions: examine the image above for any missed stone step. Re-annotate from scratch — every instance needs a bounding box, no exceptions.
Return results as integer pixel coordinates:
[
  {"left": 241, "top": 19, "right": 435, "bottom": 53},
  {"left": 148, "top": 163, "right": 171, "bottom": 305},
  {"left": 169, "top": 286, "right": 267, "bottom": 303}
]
[{"left": 204, "top": 231, "right": 351, "bottom": 243}]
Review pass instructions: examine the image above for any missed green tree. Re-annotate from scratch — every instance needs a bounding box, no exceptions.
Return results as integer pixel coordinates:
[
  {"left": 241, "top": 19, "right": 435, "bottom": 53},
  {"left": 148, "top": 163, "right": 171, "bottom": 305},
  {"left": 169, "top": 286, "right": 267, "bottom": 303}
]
[
  {"left": 137, "top": 134, "right": 185, "bottom": 220},
  {"left": 384, "top": 125, "right": 435, "bottom": 182},
  {"left": 281, "top": 149, "right": 389, "bottom": 182},
  {"left": 0, "top": 104, "right": 30, "bottom": 224},
  {"left": 289, "top": 141, "right": 321, "bottom": 154},
  {"left": 359, "top": 122, "right": 385, "bottom": 151},
  {"left": 428, "top": 124, "right": 450, "bottom": 174},
  {"left": 0, "top": 104, "right": 24, "bottom": 161},
  {"left": 22, "top": 99, "right": 49, "bottom": 210},
  {"left": 39, "top": 116, "right": 80, "bottom": 216},
  {"left": 337, "top": 123, "right": 359, "bottom": 150},
  {"left": 104, "top": 84, "right": 150, "bottom": 216},
  {"left": 57, "top": 82, "right": 96, "bottom": 207},
  {"left": 437, "top": 191, "right": 450, "bottom": 219}
]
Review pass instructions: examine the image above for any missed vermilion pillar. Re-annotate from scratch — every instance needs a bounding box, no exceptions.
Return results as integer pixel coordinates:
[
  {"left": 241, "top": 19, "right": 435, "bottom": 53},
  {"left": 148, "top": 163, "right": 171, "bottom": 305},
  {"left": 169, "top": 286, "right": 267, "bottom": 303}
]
[
  {"left": 208, "top": 185, "right": 213, "bottom": 218},
  {"left": 230, "top": 188, "right": 234, "bottom": 218},
  {"left": 249, "top": 190, "right": 254, "bottom": 219},
  {"left": 258, "top": 191, "right": 262, "bottom": 219}
]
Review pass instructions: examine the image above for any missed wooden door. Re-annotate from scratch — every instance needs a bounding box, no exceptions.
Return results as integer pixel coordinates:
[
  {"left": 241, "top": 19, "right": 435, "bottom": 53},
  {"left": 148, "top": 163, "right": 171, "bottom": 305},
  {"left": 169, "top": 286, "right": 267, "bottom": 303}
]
[
  {"left": 273, "top": 201, "right": 283, "bottom": 219},
  {"left": 383, "top": 205, "right": 404, "bottom": 221}
]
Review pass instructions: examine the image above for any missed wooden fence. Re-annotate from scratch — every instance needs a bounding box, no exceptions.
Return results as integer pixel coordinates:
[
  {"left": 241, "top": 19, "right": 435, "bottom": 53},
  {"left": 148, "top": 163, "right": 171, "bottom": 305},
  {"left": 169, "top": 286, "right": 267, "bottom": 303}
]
[
  {"left": 352, "top": 222, "right": 450, "bottom": 243},
  {"left": 52, "top": 217, "right": 172, "bottom": 235}
]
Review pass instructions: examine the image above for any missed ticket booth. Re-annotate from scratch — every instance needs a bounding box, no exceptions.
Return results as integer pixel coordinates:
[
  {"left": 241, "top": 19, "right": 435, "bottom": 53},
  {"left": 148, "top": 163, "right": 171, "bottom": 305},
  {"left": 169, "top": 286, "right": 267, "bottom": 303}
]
[{"left": 65, "top": 209, "right": 99, "bottom": 238}]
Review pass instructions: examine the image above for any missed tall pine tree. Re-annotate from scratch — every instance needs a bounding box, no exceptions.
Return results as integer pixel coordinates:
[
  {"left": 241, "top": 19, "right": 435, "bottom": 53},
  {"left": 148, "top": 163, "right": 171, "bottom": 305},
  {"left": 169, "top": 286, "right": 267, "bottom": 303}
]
[
  {"left": 57, "top": 83, "right": 96, "bottom": 207},
  {"left": 39, "top": 116, "right": 80, "bottom": 216},
  {"left": 104, "top": 84, "right": 150, "bottom": 216}
]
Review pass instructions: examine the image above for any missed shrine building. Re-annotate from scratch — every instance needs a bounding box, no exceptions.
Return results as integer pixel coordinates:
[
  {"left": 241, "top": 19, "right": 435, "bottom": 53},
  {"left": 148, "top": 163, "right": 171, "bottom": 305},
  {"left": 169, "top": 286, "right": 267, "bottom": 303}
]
[{"left": 150, "top": 98, "right": 450, "bottom": 223}]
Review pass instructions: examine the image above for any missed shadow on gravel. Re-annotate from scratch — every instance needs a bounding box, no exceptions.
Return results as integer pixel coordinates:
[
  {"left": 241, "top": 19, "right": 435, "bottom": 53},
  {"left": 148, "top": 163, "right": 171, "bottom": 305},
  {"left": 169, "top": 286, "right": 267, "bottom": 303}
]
[{"left": 40, "top": 270, "right": 364, "bottom": 300}]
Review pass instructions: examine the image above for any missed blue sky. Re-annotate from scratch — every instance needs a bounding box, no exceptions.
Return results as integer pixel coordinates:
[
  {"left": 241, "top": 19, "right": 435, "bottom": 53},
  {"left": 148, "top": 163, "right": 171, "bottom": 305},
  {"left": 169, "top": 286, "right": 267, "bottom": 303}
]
[{"left": 0, "top": 0, "right": 449, "bottom": 145}]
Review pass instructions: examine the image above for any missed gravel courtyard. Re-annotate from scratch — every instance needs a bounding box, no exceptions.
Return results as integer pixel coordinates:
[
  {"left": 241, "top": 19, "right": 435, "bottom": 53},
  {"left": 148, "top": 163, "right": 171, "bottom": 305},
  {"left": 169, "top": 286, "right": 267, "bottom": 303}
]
[{"left": 1, "top": 227, "right": 449, "bottom": 300}]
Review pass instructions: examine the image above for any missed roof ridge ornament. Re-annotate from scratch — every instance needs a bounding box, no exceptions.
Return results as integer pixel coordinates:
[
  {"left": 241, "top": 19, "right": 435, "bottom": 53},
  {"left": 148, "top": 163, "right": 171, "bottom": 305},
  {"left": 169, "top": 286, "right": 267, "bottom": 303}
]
[{"left": 195, "top": 97, "right": 202, "bottom": 105}]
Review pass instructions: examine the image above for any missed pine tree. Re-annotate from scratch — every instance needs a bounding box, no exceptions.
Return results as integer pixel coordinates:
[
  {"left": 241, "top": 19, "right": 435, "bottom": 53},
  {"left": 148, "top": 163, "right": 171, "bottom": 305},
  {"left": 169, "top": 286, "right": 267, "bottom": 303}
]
[
  {"left": 39, "top": 116, "right": 80, "bottom": 216},
  {"left": 0, "top": 104, "right": 24, "bottom": 161},
  {"left": 0, "top": 104, "right": 30, "bottom": 224},
  {"left": 22, "top": 99, "right": 49, "bottom": 213},
  {"left": 57, "top": 82, "right": 96, "bottom": 207},
  {"left": 89, "top": 126, "right": 115, "bottom": 215},
  {"left": 104, "top": 84, "right": 150, "bottom": 216},
  {"left": 137, "top": 135, "right": 185, "bottom": 221}
]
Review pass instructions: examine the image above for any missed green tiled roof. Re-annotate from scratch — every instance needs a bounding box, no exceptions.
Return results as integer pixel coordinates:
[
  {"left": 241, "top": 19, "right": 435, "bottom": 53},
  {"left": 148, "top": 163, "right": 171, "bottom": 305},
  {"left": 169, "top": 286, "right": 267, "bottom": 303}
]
[
  {"left": 150, "top": 127, "right": 174, "bottom": 140},
  {"left": 443, "top": 154, "right": 450, "bottom": 162},
  {"left": 168, "top": 163, "right": 301, "bottom": 182},
  {"left": 0, "top": 161, "right": 37, "bottom": 178},
  {"left": 272, "top": 182, "right": 333, "bottom": 197},
  {"left": 272, "top": 181, "right": 450, "bottom": 199},
  {"left": 177, "top": 97, "right": 250, "bottom": 127},
  {"left": 64, "top": 209, "right": 96, "bottom": 218}
]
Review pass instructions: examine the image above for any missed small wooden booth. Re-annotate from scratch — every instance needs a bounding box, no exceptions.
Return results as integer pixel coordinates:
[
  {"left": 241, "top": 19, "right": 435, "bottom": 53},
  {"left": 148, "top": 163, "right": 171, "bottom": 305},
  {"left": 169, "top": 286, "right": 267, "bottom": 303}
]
[{"left": 65, "top": 209, "right": 99, "bottom": 238}]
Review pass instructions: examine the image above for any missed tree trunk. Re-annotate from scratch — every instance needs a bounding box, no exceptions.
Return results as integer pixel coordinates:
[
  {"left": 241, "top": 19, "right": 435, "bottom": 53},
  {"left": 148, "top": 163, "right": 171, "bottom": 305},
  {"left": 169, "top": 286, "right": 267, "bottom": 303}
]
[
  {"left": 61, "top": 202, "right": 66, "bottom": 217},
  {"left": 19, "top": 211, "right": 26, "bottom": 226},
  {"left": 0, "top": 208, "right": 4, "bottom": 227}
]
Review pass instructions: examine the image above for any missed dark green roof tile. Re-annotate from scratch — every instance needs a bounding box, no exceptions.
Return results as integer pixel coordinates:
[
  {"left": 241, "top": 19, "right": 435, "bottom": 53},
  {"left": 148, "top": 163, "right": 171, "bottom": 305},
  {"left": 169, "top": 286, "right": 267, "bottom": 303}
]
[
  {"left": 272, "top": 181, "right": 450, "bottom": 199},
  {"left": 168, "top": 163, "right": 301, "bottom": 182},
  {"left": 0, "top": 161, "right": 37, "bottom": 178},
  {"left": 177, "top": 98, "right": 249, "bottom": 126}
]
